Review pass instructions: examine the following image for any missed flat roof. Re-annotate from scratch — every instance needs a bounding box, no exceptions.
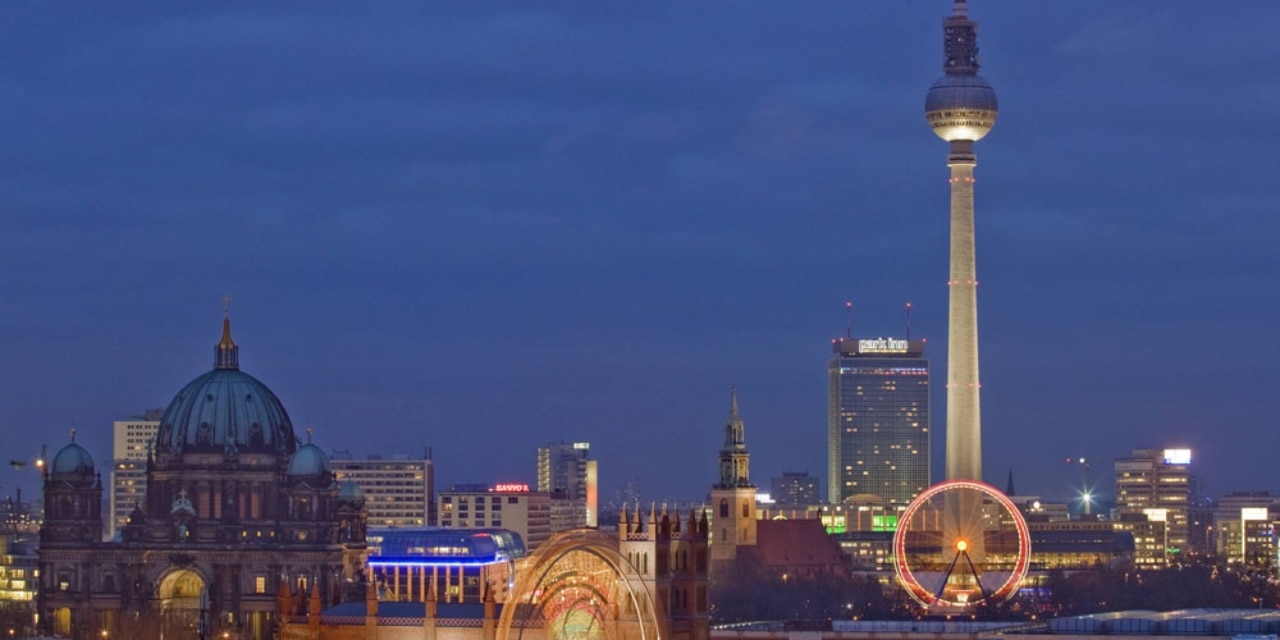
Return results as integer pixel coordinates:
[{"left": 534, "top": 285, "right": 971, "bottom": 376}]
[{"left": 367, "top": 527, "right": 526, "bottom": 566}]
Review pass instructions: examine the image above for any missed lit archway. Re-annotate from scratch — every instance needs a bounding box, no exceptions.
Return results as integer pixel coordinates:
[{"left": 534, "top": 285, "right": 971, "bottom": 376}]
[
  {"left": 157, "top": 567, "right": 205, "bottom": 612},
  {"left": 497, "top": 530, "right": 663, "bottom": 640}
]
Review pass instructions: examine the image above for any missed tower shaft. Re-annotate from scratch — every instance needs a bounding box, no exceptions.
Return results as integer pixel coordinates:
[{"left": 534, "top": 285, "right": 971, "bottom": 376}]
[{"left": 945, "top": 142, "right": 981, "bottom": 482}]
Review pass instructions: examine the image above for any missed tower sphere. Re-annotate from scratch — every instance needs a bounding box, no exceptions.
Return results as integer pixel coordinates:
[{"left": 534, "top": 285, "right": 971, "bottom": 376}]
[{"left": 925, "top": 74, "right": 998, "bottom": 142}]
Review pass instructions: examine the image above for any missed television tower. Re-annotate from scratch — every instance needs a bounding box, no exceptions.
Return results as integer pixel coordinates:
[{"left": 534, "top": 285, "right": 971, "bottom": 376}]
[{"left": 926, "top": 0, "right": 997, "bottom": 483}]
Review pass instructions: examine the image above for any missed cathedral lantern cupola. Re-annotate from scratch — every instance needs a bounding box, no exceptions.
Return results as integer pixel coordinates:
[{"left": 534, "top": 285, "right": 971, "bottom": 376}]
[{"left": 215, "top": 307, "right": 239, "bottom": 371}]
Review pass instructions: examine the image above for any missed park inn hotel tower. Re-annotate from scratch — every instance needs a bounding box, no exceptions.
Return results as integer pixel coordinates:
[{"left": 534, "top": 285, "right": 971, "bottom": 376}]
[{"left": 828, "top": 336, "right": 930, "bottom": 507}]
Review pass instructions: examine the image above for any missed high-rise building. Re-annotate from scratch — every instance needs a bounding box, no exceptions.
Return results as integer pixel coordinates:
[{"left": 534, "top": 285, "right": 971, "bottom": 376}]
[
  {"left": 108, "top": 409, "right": 163, "bottom": 540},
  {"left": 1114, "top": 448, "right": 1192, "bottom": 562},
  {"left": 437, "top": 483, "right": 551, "bottom": 549},
  {"left": 709, "top": 389, "right": 757, "bottom": 568},
  {"left": 331, "top": 449, "right": 435, "bottom": 528},
  {"left": 536, "top": 441, "right": 598, "bottom": 528},
  {"left": 827, "top": 337, "right": 930, "bottom": 506},
  {"left": 771, "top": 472, "right": 819, "bottom": 507},
  {"left": 925, "top": 0, "right": 999, "bottom": 485}
]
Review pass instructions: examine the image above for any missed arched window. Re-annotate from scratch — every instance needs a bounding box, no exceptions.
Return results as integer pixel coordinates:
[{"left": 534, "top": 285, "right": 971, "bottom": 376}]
[
  {"left": 719, "top": 499, "right": 728, "bottom": 518},
  {"left": 741, "top": 501, "right": 749, "bottom": 518}
]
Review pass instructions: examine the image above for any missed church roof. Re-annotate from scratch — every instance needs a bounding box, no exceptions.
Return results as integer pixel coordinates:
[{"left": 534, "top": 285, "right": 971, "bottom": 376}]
[{"left": 742, "top": 519, "right": 847, "bottom": 570}]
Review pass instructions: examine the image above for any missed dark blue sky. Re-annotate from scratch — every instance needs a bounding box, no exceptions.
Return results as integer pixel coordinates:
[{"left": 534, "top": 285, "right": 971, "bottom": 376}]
[{"left": 2, "top": 2, "right": 1278, "bottom": 506}]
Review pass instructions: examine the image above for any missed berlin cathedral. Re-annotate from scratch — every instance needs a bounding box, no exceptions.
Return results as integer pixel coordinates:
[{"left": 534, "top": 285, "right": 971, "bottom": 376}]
[{"left": 38, "top": 317, "right": 369, "bottom": 639}]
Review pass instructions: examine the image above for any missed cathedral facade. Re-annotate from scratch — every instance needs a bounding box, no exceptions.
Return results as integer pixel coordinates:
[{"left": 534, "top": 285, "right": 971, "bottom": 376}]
[{"left": 37, "top": 318, "right": 368, "bottom": 640}]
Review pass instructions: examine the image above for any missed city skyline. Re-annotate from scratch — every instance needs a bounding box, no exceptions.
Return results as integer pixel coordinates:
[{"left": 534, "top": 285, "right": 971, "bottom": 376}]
[{"left": 2, "top": 2, "right": 1278, "bottom": 504}]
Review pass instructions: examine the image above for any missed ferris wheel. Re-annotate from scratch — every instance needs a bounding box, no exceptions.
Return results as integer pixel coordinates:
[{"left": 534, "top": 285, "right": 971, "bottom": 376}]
[{"left": 893, "top": 479, "right": 1031, "bottom": 609}]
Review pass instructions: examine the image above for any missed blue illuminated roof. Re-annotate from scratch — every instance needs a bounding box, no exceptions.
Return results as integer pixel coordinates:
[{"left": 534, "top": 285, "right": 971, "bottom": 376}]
[
  {"left": 367, "top": 528, "right": 526, "bottom": 566},
  {"left": 323, "top": 602, "right": 493, "bottom": 622}
]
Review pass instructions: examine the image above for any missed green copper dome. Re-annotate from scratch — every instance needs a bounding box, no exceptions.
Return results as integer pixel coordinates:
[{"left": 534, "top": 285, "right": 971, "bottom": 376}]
[
  {"left": 288, "top": 443, "right": 331, "bottom": 477},
  {"left": 337, "top": 480, "right": 365, "bottom": 506},
  {"left": 51, "top": 442, "right": 95, "bottom": 484},
  {"left": 154, "top": 317, "right": 297, "bottom": 458}
]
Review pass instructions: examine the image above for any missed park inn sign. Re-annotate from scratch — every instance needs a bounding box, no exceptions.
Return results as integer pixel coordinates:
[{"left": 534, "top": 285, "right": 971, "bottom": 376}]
[{"left": 857, "top": 337, "right": 910, "bottom": 353}]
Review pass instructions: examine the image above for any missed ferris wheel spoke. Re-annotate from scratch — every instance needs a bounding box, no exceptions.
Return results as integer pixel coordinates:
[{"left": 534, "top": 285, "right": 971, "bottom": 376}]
[
  {"left": 934, "top": 549, "right": 963, "bottom": 600},
  {"left": 961, "top": 550, "right": 991, "bottom": 602}
]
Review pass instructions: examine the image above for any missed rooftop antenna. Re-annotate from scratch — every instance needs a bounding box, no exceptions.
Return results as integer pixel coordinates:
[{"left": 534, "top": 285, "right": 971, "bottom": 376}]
[
  {"left": 844, "top": 300, "right": 853, "bottom": 339},
  {"left": 905, "top": 301, "right": 913, "bottom": 340}
]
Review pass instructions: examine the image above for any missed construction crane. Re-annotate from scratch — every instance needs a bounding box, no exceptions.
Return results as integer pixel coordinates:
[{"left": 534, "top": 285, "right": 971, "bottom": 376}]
[{"left": 3, "top": 447, "right": 47, "bottom": 536}]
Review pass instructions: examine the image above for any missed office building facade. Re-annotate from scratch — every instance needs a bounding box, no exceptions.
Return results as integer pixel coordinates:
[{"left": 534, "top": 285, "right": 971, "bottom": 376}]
[
  {"left": 1113, "top": 447, "right": 1192, "bottom": 563},
  {"left": 437, "top": 484, "right": 551, "bottom": 550},
  {"left": 771, "top": 472, "right": 819, "bottom": 507},
  {"left": 536, "top": 442, "right": 598, "bottom": 528},
  {"left": 331, "top": 451, "right": 435, "bottom": 528},
  {"left": 1214, "top": 492, "right": 1279, "bottom": 567},
  {"left": 827, "top": 337, "right": 930, "bottom": 506},
  {"left": 108, "top": 410, "right": 162, "bottom": 540}
]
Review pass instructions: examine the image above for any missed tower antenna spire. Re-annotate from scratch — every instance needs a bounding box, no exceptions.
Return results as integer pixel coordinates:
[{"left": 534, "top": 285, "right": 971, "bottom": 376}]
[
  {"left": 844, "top": 300, "right": 853, "bottom": 339},
  {"left": 905, "top": 301, "right": 913, "bottom": 340}
]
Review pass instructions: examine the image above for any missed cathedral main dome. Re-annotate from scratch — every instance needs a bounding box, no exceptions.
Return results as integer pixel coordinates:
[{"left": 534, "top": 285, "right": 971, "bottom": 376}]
[{"left": 154, "top": 317, "right": 298, "bottom": 457}]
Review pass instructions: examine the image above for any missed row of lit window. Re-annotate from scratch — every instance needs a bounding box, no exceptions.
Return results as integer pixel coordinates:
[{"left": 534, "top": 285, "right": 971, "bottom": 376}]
[
  {"left": 442, "top": 496, "right": 521, "bottom": 505},
  {"left": 441, "top": 520, "right": 503, "bottom": 528}
]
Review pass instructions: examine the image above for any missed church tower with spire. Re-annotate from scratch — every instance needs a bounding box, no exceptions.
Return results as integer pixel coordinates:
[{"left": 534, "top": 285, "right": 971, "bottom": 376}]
[{"left": 709, "top": 388, "right": 757, "bottom": 568}]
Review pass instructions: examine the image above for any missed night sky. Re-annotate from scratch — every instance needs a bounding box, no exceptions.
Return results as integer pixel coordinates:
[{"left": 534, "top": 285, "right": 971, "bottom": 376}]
[{"left": 2, "top": 2, "right": 1278, "bottom": 507}]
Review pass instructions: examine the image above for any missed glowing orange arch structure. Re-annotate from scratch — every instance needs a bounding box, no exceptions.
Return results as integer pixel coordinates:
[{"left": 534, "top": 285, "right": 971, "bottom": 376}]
[
  {"left": 892, "top": 479, "right": 1031, "bottom": 608},
  {"left": 497, "top": 529, "right": 665, "bottom": 640}
]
